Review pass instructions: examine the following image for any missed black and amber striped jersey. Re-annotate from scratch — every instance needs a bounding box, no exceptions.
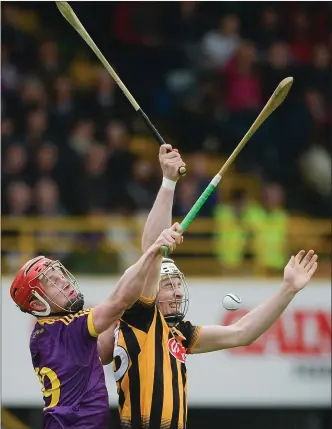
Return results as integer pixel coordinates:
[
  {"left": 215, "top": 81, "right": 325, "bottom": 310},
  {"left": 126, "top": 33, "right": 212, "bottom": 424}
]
[{"left": 112, "top": 296, "right": 202, "bottom": 429}]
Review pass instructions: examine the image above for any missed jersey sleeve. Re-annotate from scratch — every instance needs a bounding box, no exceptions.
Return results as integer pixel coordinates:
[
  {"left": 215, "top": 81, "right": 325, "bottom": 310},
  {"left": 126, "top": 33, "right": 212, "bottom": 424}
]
[
  {"left": 65, "top": 308, "right": 98, "bottom": 344},
  {"left": 120, "top": 295, "right": 156, "bottom": 333},
  {"left": 177, "top": 320, "right": 202, "bottom": 354}
]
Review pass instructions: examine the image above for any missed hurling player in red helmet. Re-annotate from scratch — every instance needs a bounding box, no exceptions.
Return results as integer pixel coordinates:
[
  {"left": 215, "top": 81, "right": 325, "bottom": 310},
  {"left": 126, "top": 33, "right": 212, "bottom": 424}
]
[
  {"left": 10, "top": 256, "right": 84, "bottom": 317},
  {"left": 10, "top": 224, "right": 183, "bottom": 429}
]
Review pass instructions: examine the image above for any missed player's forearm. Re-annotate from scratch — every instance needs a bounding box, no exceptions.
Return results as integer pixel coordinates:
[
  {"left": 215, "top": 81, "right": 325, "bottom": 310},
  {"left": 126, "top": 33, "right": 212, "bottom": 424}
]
[
  {"left": 141, "top": 253, "right": 161, "bottom": 298},
  {"left": 141, "top": 185, "right": 175, "bottom": 252},
  {"left": 113, "top": 248, "right": 162, "bottom": 308},
  {"left": 236, "top": 283, "right": 296, "bottom": 346}
]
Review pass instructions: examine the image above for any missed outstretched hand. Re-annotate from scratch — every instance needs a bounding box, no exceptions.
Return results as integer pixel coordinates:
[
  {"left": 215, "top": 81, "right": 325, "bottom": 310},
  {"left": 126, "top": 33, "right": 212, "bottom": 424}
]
[{"left": 283, "top": 250, "right": 318, "bottom": 293}]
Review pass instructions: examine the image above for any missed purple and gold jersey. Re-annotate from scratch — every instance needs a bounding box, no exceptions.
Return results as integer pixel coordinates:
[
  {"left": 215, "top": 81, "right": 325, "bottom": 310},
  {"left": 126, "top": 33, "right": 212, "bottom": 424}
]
[{"left": 30, "top": 308, "right": 109, "bottom": 429}]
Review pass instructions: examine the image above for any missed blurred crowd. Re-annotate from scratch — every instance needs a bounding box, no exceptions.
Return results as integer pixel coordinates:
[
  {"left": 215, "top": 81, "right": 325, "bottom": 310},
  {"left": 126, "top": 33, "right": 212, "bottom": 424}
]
[{"left": 1, "top": 2, "right": 331, "bottom": 273}]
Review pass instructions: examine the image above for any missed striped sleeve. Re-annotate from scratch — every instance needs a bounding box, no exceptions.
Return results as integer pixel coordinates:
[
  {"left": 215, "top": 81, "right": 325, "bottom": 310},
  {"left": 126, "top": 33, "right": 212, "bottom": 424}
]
[
  {"left": 121, "top": 296, "right": 157, "bottom": 332},
  {"left": 177, "top": 321, "right": 202, "bottom": 354}
]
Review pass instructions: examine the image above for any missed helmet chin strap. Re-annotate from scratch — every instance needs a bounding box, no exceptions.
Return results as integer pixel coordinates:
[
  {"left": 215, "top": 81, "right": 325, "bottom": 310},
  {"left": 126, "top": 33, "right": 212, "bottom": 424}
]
[
  {"left": 31, "top": 291, "right": 51, "bottom": 317},
  {"left": 163, "top": 313, "right": 185, "bottom": 327},
  {"left": 30, "top": 291, "right": 85, "bottom": 317}
]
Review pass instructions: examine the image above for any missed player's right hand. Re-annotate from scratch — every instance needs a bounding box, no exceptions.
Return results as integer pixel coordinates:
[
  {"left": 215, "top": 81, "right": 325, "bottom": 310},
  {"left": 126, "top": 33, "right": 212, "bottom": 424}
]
[
  {"left": 159, "top": 144, "right": 186, "bottom": 182},
  {"left": 282, "top": 250, "right": 318, "bottom": 294},
  {"left": 151, "top": 223, "right": 183, "bottom": 255}
]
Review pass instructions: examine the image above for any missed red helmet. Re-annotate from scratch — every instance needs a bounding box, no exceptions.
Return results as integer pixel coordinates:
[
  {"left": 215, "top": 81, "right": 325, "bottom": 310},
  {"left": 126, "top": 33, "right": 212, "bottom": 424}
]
[{"left": 10, "top": 256, "right": 84, "bottom": 316}]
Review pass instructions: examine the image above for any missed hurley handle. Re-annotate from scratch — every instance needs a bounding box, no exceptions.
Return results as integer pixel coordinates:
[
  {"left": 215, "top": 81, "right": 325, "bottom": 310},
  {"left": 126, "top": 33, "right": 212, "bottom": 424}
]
[
  {"left": 160, "top": 175, "right": 221, "bottom": 256},
  {"left": 138, "top": 110, "right": 187, "bottom": 177}
]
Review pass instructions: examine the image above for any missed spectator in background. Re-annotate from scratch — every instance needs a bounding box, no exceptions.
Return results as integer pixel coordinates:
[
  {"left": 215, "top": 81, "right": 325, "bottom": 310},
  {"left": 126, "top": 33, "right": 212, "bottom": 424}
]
[
  {"left": 50, "top": 75, "right": 76, "bottom": 137},
  {"left": 214, "top": 184, "right": 288, "bottom": 274},
  {"left": 1, "top": 117, "right": 15, "bottom": 149},
  {"left": 223, "top": 42, "right": 264, "bottom": 171},
  {"left": 307, "top": 44, "right": 331, "bottom": 97},
  {"left": 252, "top": 183, "right": 288, "bottom": 274},
  {"left": 113, "top": 2, "right": 147, "bottom": 46},
  {"left": 68, "top": 50, "right": 97, "bottom": 91},
  {"left": 96, "top": 68, "right": 116, "bottom": 109},
  {"left": 201, "top": 14, "right": 241, "bottom": 70},
  {"left": 1, "top": 44, "right": 19, "bottom": 97},
  {"left": 2, "top": 181, "right": 33, "bottom": 272},
  {"left": 37, "top": 39, "right": 63, "bottom": 89},
  {"left": 19, "top": 77, "right": 47, "bottom": 118},
  {"left": 262, "top": 42, "right": 294, "bottom": 99},
  {"left": 168, "top": 1, "right": 202, "bottom": 46},
  {"left": 69, "top": 118, "right": 96, "bottom": 157},
  {"left": 126, "top": 158, "right": 158, "bottom": 213},
  {"left": 288, "top": 10, "right": 312, "bottom": 65},
  {"left": 24, "top": 108, "right": 49, "bottom": 149},
  {"left": 34, "top": 177, "right": 64, "bottom": 217},
  {"left": 223, "top": 41, "right": 261, "bottom": 112},
  {"left": 113, "top": 2, "right": 163, "bottom": 52},
  {"left": 33, "top": 143, "right": 59, "bottom": 178},
  {"left": 92, "top": 68, "right": 118, "bottom": 122},
  {"left": 4, "top": 181, "right": 33, "bottom": 216},
  {"left": 106, "top": 121, "right": 135, "bottom": 200},
  {"left": 32, "top": 143, "right": 72, "bottom": 207},
  {"left": 33, "top": 178, "right": 73, "bottom": 261},
  {"left": 169, "top": 72, "right": 222, "bottom": 152},
  {"left": 31, "top": 141, "right": 84, "bottom": 215},
  {"left": 78, "top": 143, "right": 111, "bottom": 213},
  {"left": 161, "top": 1, "right": 203, "bottom": 70},
  {"left": 214, "top": 189, "right": 253, "bottom": 272},
  {"left": 254, "top": 6, "right": 285, "bottom": 53},
  {"left": 304, "top": 88, "right": 328, "bottom": 137},
  {"left": 2, "top": 144, "right": 30, "bottom": 186}
]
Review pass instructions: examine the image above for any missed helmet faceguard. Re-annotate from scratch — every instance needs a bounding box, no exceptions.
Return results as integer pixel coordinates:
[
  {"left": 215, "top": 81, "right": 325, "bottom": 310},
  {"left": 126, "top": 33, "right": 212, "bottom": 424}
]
[
  {"left": 157, "top": 258, "right": 189, "bottom": 326},
  {"left": 10, "top": 256, "right": 84, "bottom": 317}
]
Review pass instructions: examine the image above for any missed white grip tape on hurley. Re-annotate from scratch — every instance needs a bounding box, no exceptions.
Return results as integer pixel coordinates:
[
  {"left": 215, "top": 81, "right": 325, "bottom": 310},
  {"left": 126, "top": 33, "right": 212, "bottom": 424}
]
[{"left": 211, "top": 174, "right": 222, "bottom": 186}]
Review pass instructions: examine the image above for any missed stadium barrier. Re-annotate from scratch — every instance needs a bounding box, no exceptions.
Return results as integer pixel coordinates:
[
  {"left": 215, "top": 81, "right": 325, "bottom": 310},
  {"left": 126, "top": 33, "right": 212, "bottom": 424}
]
[{"left": 1, "top": 216, "right": 331, "bottom": 277}]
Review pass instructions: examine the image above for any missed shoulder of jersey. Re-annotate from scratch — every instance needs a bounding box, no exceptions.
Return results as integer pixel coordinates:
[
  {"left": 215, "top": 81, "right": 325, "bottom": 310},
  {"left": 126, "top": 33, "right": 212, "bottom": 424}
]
[{"left": 37, "top": 309, "right": 91, "bottom": 326}]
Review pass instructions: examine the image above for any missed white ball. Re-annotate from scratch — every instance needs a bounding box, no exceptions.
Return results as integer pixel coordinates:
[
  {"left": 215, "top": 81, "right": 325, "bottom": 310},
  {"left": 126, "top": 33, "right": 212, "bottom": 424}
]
[{"left": 222, "top": 293, "right": 242, "bottom": 311}]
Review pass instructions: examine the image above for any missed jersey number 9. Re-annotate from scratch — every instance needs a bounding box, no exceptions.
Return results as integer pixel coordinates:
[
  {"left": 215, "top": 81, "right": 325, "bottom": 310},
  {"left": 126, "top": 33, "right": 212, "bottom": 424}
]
[{"left": 35, "top": 367, "right": 61, "bottom": 409}]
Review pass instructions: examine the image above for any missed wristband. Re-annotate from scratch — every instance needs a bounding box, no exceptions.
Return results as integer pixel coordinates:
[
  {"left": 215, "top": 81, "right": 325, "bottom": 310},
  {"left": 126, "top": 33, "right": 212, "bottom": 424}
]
[{"left": 162, "top": 177, "right": 177, "bottom": 190}]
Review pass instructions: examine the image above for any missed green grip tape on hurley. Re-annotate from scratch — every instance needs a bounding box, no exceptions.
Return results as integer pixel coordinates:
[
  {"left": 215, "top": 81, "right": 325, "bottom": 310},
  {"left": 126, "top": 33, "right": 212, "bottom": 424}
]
[
  {"left": 180, "top": 182, "right": 217, "bottom": 232},
  {"left": 160, "top": 176, "right": 221, "bottom": 257}
]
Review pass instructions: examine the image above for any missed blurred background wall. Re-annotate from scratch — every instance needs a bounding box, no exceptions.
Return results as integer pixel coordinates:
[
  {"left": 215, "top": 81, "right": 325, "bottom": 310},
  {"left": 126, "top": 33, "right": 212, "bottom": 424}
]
[{"left": 1, "top": 1, "right": 331, "bottom": 428}]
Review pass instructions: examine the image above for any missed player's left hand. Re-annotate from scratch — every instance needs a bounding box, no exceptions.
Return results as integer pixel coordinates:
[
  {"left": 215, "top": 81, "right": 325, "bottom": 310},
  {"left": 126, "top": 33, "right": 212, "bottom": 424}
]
[
  {"left": 282, "top": 250, "right": 318, "bottom": 294},
  {"left": 159, "top": 144, "right": 186, "bottom": 182}
]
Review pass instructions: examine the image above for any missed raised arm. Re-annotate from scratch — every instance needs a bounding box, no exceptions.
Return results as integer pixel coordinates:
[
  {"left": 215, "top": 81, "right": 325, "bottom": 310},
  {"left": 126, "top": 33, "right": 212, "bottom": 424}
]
[
  {"left": 191, "top": 250, "right": 318, "bottom": 354},
  {"left": 141, "top": 144, "right": 186, "bottom": 253},
  {"left": 92, "top": 223, "right": 183, "bottom": 336}
]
